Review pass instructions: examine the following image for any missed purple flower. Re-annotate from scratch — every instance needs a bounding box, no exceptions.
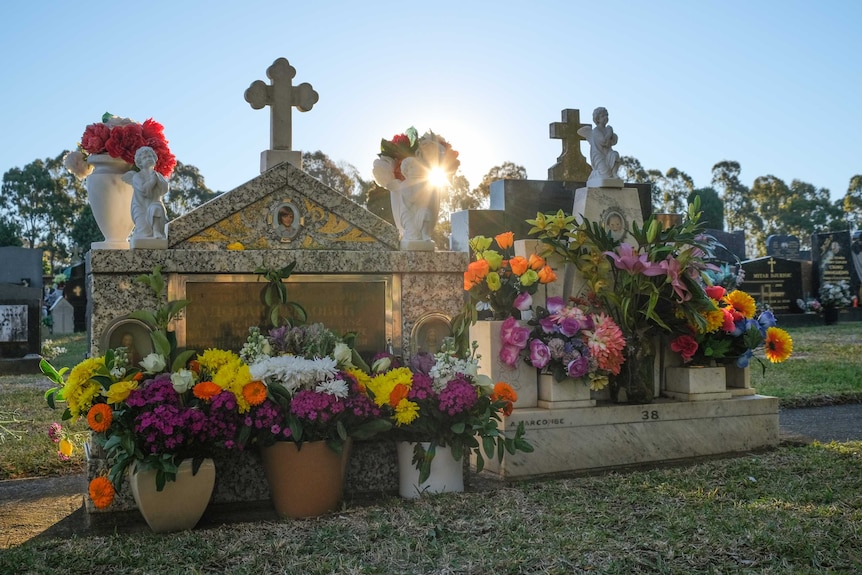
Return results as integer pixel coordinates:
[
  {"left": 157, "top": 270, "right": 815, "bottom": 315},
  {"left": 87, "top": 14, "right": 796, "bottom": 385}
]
[
  {"left": 47, "top": 422, "right": 62, "bottom": 443},
  {"left": 539, "top": 316, "right": 557, "bottom": 334},
  {"left": 407, "top": 373, "right": 433, "bottom": 401},
  {"left": 437, "top": 376, "right": 479, "bottom": 416},
  {"left": 546, "top": 297, "right": 565, "bottom": 315},
  {"left": 605, "top": 243, "right": 664, "bottom": 277},
  {"left": 559, "top": 316, "right": 582, "bottom": 337},
  {"left": 567, "top": 355, "right": 590, "bottom": 378},
  {"left": 409, "top": 352, "right": 435, "bottom": 375},
  {"left": 529, "top": 339, "right": 551, "bottom": 369},
  {"left": 513, "top": 292, "right": 533, "bottom": 311}
]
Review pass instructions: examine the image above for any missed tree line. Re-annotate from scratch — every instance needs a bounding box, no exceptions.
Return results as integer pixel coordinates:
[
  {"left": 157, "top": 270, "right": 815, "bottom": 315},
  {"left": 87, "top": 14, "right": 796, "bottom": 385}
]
[{"left": 3, "top": 150, "right": 860, "bottom": 273}]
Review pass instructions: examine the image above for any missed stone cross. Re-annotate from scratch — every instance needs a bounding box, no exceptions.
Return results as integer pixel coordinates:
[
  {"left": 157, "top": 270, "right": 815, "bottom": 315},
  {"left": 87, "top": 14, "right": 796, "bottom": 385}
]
[
  {"left": 548, "top": 108, "right": 592, "bottom": 182},
  {"left": 245, "top": 57, "right": 319, "bottom": 172}
]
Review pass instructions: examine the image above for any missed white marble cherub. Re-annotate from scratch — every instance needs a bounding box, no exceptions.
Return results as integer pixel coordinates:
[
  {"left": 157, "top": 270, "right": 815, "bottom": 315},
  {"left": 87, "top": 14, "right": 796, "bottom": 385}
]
[
  {"left": 123, "top": 146, "right": 168, "bottom": 240},
  {"left": 578, "top": 106, "right": 621, "bottom": 187}
]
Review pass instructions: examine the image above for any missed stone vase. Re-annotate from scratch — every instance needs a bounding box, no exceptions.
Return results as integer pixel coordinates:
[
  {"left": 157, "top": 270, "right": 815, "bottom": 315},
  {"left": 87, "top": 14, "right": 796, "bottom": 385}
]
[
  {"left": 823, "top": 307, "right": 839, "bottom": 325},
  {"left": 537, "top": 373, "right": 595, "bottom": 409},
  {"left": 664, "top": 365, "right": 731, "bottom": 401},
  {"left": 86, "top": 153, "right": 134, "bottom": 250},
  {"left": 129, "top": 458, "right": 215, "bottom": 533},
  {"left": 470, "top": 319, "right": 538, "bottom": 408},
  {"left": 609, "top": 337, "right": 656, "bottom": 404},
  {"left": 396, "top": 441, "right": 463, "bottom": 499},
  {"left": 260, "top": 439, "right": 352, "bottom": 518}
]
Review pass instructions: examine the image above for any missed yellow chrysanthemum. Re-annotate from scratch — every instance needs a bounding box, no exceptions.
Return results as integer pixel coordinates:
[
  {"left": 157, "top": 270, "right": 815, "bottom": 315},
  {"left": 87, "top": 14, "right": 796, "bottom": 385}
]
[
  {"left": 589, "top": 374, "right": 609, "bottom": 391},
  {"left": 764, "top": 327, "right": 793, "bottom": 363},
  {"left": 61, "top": 357, "right": 105, "bottom": 419},
  {"left": 725, "top": 290, "right": 756, "bottom": 319},
  {"left": 366, "top": 367, "right": 413, "bottom": 408},
  {"left": 213, "top": 359, "right": 253, "bottom": 413},
  {"left": 345, "top": 367, "right": 371, "bottom": 393},
  {"left": 105, "top": 379, "right": 139, "bottom": 404},
  {"left": 197, "top": 349, "right": 241, "bottom": 375},
  {"left": 393, "top": 398, "right": 420, "bottom": 426}
]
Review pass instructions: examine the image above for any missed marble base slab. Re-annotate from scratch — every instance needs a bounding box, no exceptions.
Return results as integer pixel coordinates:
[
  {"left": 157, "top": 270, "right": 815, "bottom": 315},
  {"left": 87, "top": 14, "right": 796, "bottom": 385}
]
[{"left": 481, "top": 395, "right": 779, "bottom": 478}]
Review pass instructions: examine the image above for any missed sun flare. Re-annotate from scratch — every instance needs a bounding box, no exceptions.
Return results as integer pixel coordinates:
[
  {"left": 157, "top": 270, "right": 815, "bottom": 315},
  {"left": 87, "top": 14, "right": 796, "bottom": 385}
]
[{"left": 426, "top": 166, "right": 450, "bottom": 188}]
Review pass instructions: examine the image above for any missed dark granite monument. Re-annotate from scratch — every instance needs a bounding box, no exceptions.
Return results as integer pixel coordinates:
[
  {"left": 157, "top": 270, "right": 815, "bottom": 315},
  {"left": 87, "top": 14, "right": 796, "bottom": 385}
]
[{"left": 739, "top": 256, "right": 807, "bottom": 313}]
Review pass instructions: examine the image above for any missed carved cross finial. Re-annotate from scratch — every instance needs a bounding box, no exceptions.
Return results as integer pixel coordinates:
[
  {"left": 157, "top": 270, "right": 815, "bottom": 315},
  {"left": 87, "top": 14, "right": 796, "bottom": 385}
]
[
  {"left": 245, "top": 57, "right": 318, "bottom": 152},
  {"left": 548, "top": 109, "right": 592, "bottom": 182}
]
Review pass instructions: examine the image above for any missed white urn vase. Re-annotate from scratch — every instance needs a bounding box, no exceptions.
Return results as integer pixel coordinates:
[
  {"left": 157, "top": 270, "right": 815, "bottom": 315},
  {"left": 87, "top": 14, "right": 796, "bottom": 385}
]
[{"left": 86, "top": 153, "right": 134, "bottom": 249}]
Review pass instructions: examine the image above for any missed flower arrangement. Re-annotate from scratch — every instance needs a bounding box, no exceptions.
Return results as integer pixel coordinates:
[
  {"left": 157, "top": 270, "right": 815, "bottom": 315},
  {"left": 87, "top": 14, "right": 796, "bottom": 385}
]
[
  {"left": 499, "top": 296, "right": 626, "bottom": 389},
  {"left": 529, "top": 201, "right": 719, "bottom": 344},
  {"left": 669, "top": 286, "right": 793, "bottom": 370},
  {"left": 363, "top": 338, "right": 532, "bottom": 482},
  {"left": 372, "top": 126, "right": 460, "bottom": 188},
  {"left": 64, "top": 112, "right": 177, "bottom": 179},
  {"left": 819, "top": 281, "right": 852, "bottom": 308},
  {"left": 796, "top": 297, "right": 822, "bottom": 313},
  {"left": 240, "top": 322, "right": 389, "bottom": 451},
  {"left": 463, "top": 232, "right": 557, "bottom": 320}
]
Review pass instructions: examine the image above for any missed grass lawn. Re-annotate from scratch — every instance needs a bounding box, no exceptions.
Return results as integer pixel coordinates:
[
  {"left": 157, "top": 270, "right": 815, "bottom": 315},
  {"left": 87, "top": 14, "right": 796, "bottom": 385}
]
[{"left": 0, "top": 325, "right": 860, "bottom": 572}]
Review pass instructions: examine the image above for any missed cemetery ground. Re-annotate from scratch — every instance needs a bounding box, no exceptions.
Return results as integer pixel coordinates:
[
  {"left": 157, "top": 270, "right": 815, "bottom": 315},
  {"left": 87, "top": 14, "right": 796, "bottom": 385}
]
[{"left": 0, "top": 327, "right": 861, "bottom": 573}]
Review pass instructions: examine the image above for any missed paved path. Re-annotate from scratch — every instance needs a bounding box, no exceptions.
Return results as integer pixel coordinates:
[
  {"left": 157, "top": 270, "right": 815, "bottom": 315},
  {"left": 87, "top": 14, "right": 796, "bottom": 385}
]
[{"left": 779, "top": 403, "right": 862, "bottom": 443}]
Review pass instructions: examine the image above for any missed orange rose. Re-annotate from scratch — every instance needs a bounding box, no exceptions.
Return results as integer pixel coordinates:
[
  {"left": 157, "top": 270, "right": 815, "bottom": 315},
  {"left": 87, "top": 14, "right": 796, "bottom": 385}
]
[
  {"left": 538, "top": 266, "right": 557, "bottom": 284},
  {"left": 528, "top": 253, "right": 546, "bottom": 271},
  {"left": 509, "top": 256, "right": 529, "bottom": 276},
  {"left": 389, "top": 383, "right": 410, "bottom": 407},
  {"left": 494, "top": 231, "right": 514, "bottom": 250}
]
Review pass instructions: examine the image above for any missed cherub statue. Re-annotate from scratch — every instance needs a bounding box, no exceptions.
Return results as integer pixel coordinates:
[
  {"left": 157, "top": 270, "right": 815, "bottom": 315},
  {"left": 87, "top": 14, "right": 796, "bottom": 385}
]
[
  {"left": 123, "top": 146, "right": 168, "bottom": 241},
  {"left": 578, "top": 107, "right": 622, "bottom": 187}
]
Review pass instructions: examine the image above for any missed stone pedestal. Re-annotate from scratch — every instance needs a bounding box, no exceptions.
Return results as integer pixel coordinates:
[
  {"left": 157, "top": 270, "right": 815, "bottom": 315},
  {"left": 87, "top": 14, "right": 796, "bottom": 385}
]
[
  {"left": 663, "top": 366, "right": 732, "bottom": 401},
  {"left": 572, "top": 186, "right": 645, "bottom": 247},
  {"left": 725, "top": 365, "right": 756, "bottom": 397},
  {"left": 537, "top": 374, "right": 595, "bottom": 409},
  {"left": 470, "top": 320, "right": 538, "bottom": 409},
  {"left": 482, "top": 395, "right": 779, "bottom": 479}
]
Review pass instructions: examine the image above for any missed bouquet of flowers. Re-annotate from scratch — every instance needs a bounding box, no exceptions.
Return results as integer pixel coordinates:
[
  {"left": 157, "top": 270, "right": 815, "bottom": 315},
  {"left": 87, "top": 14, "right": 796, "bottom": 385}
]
[
  {"left": 463, "top": 231, "right": 557, "bottom": 320},
  {"left": 363, "top": 338, "right": 532, "bottom": 482},
  {"left": 819, "top": 281, "right": 852, "bottom": 308},
  {"left": 499, "top": 296, "right": 626, "bottom": 390},
  {"left": 240, "top": 323, "right": 390, "bottom": 452},
  {"left": 64, "top": 112, "right": 177, "bottom": 179},
  {"left": 372, "top": 126, "right": 460, "bottom": 188},
  {"left": 669, "top": 286, "right": 793, "bottom": 370}
]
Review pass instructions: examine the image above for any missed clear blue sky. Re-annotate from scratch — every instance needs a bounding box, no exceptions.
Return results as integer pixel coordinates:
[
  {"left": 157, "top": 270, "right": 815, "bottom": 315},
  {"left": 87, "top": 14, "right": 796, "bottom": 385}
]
[{"left": 2, "top": 1, "right": 860, "bottom": 205}]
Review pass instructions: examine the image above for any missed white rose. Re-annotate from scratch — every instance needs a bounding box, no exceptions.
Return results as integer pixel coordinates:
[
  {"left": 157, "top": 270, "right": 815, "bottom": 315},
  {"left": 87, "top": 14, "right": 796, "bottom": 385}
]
[
  {"left": 371, "top": 356, "right": 391, "bottom": 373},
  {"left": 333, "top": 342, "right": 353, "bottom": 368},
  {"left": 171, "top": 369, "right": 195, "bottom": 393},
  {"left": 140, "top": 353, "right": 166, "bottom": 374},
  {"left": 63, "top": 151, "right": 93, "bottom": 180}
]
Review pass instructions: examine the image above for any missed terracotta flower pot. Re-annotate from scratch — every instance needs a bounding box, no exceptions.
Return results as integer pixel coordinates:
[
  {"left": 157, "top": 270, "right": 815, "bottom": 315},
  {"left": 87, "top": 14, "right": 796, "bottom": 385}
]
[{"left": 260, "top": 439, "right": 352, "bottom": 518}]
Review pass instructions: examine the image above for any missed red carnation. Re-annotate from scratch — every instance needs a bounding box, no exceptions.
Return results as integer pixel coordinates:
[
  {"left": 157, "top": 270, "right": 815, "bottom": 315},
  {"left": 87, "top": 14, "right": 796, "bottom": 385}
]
[
  {"left": 141, "top": 118, "right": 165, "bottom": 140},
  {"left": 149, "top": 142, "right": 177, "bottom": 178},
  {"left": 391, "top": 134, "right": 409, "bottom": 146},
  {"left": 705, "top": 285, "right": 726, "bottom": 300},
  {"left": 80, "top": 123, "right": 112, "bottom": 155},
  {"left": 105, "top": 124, "right": 145, "bottom": 165}
]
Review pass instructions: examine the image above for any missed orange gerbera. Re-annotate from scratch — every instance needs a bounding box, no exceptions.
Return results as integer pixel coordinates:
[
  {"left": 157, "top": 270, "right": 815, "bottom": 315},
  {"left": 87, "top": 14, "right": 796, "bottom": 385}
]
[
  {"left": 764, "top": 327, "right": 793, "bottom": 363},
  {"left": 193, "top": 381, "right": 222, "bottom": 401},
  {"left": 389, "top": 383, "right": 410, "bottom": 407},
  {"left": 242, "top": 381, "right": 267, "bottom": 406},
  {"left": 89, "top": 476, "right": 115, "bottom": 509},
  {"left": 538, "top": 266, "right": 557, "bottom": 284},
  {"left": 509, "top": 256, "right": 529, "bottom": 276},
  {"left": 494, "top": 231, "right": 514, "bottom": 250},
  {"left": 86, "top": 403, "right": 113, "bottom": 433}
]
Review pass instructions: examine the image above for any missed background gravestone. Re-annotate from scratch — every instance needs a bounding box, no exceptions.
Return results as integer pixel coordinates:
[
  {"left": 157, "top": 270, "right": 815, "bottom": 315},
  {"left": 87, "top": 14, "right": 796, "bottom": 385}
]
[
  {"left": 812, "top": 230, "right": 856, "bottom": 298},
  {"left": 766, "top": 234, "right": 801, "bottom": 260},
  {"left": 705, "top": 229, "right": 746, "bottom": 264},
  {"left": 739, "top": 256, "right": 806, "bottom": 313}
]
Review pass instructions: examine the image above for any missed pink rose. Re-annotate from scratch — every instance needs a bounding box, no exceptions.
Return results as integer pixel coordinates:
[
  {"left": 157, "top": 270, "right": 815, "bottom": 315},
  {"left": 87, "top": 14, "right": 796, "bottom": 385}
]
[
  {"left": 559, "top": 316, "right": 582, "bottom": 337},
  {"left": 546, "top": 296, "right": 565, "bottom": 315},
  {"left": 500, "top": 316, "right": 530, "bottom": 349},
  {"left": 499, "top": 343, "right": 522, "bottom": 368},
  {"left": 513, "top": 292, "right": 533, "bottom": 311},
  {"left": 529, "top": 339, "right": 550, "bottom": 369}
]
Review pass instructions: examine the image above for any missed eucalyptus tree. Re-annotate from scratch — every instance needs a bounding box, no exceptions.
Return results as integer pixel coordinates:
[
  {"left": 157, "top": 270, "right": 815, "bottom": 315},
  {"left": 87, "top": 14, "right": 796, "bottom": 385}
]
[{"left": 711, "top": 161, "right": 752, "bottom": 232}]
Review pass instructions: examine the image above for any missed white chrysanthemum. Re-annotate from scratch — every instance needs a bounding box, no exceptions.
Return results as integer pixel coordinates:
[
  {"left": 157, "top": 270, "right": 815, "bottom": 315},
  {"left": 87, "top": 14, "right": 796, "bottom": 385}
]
[
  {"left": 316, "top": 377, "right": 349, "bottom": 398},
  {"left": 250, "top": 355, "right": 338, "bottom": 394},
  {"left": 63, "top": 151, "right": 93, "bottom": 179}
]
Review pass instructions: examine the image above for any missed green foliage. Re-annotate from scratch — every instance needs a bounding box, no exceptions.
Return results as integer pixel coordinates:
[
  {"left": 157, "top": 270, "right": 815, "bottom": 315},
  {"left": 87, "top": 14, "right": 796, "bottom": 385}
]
[
  {"left": 128, "top": 265, "right": 190, "bottom": 363},
  {"left": 165, "top": 160, "right": 219, "bottom": 220},
  {"left": 254, "top": 262, "right": 307, "bottom": 329},
  {"left": 0, "top": 214, "right": 23, "bottom": 246},
  {"left": 688, "top": 186, "right": 724, "bottom": 230}
]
